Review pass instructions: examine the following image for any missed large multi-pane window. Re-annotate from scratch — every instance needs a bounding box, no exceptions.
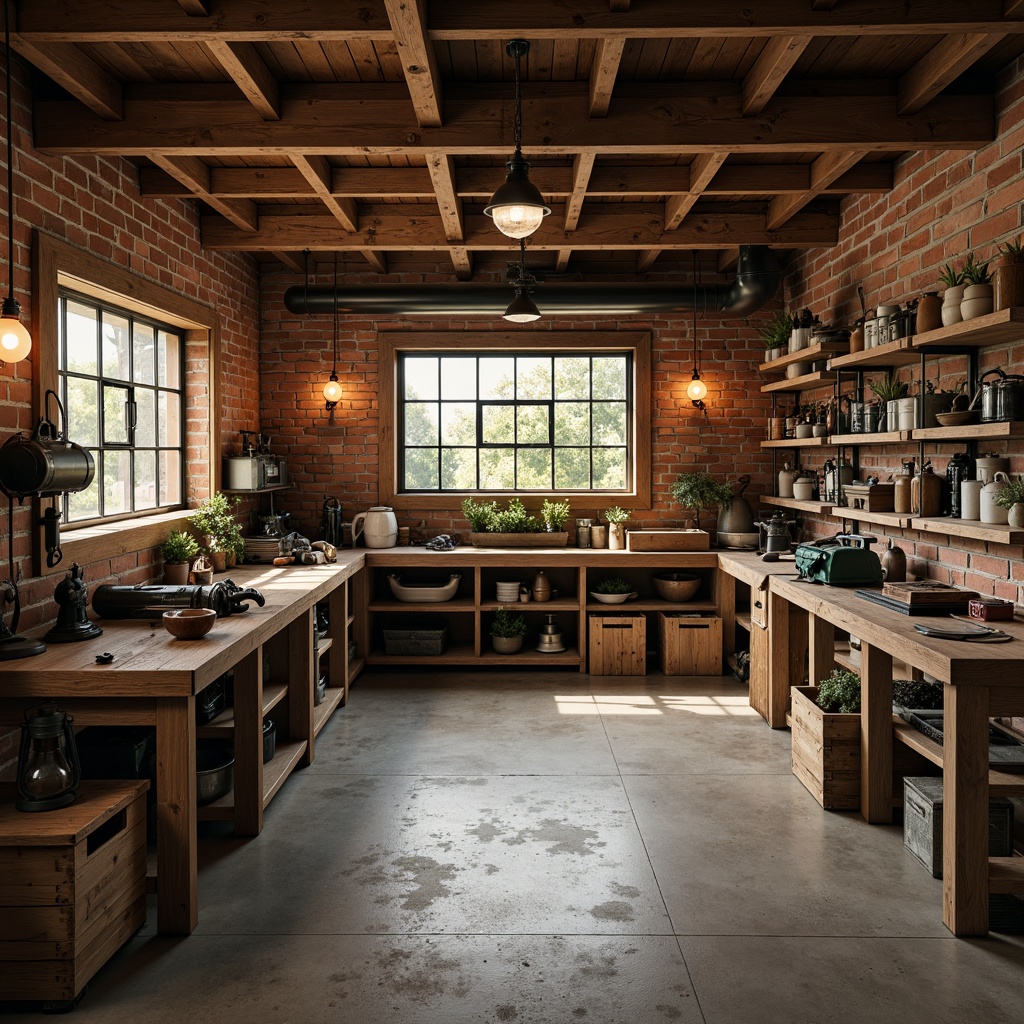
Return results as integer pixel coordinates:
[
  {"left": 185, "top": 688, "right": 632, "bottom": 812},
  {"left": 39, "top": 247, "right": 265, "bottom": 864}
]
[
  {"left": 398, "top": 351, "right": 632, "bottom": 492},
  {"left": 57, "top": 290, "right": 186, "bottom": 523}
]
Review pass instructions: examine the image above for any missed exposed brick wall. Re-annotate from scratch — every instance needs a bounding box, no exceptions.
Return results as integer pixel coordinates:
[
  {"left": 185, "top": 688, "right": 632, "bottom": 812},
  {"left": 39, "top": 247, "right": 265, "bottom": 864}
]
[{"left": 0, "top": 57, "right": 260, "bottom": 778}]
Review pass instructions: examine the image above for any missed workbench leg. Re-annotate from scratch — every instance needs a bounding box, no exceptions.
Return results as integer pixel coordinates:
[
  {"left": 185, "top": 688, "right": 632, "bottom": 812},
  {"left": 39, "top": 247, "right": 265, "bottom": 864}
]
[
  {"left": 717, "top": 568, "right": 736, "bottom": 660},
  {"left": 290, "top": 608, "right": 314, "bottom": 769},
  {"left": 943, "top": 684, "right": 990, "bottom": 936},
  {"left": 807, "top": 613, "right": 835, "bottom": 688},
  {"left": 766, "top": 591, "right": 801, "bottom": 728},
  {"left": 233, "top": 648, "right": 264, "bottom": 837},
  {"left": 155, "top": 697, "right": 198, "bottom": 935},
  {"left": 860, "top": 642, "right": 892, "bottom": 824}
]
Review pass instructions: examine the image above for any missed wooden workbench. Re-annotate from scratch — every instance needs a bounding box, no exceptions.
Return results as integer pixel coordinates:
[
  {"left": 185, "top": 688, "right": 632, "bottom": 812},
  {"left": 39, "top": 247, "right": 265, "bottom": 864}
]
[{"left": 0, "top": 557, "right": 364, "bottom": 936}]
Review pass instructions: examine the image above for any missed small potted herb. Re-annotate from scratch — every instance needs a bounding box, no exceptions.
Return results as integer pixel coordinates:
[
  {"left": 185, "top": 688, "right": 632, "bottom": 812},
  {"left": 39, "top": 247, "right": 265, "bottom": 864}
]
[
  {"left": 939, "top": 261, "right": 966, "bottom": 327},
  {"left": 961, "top": 251, "right": 993, "bottom": 321},
  {"left": 162, "top": 530, "right": 200, "bottom": 585},
  {"left": 994, "top": 474, "right": 1024, "bottom": 528},
  {"left": 603, "top": 506, "right": 631, "bottom": 550},
  {"left": 490, "top": 605, "right": 528, "bottom": 654},
  {"left": 759, "top": 309, "right": 792, "bottom": 361},
  {"left": 869, "top": 372, "right": 909, "bottom": 431},
  {"left": 590, "top": 576, "right": 635, "bottom": 604},
  {"left": 540, "top": 498, "right": 571, "bottom": 533}
]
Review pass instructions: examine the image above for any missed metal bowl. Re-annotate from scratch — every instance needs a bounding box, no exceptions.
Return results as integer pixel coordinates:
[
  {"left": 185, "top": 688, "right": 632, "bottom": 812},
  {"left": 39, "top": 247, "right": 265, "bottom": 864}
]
[
  {"left": 717, "top": 531, "right": 760, "bottom": 550},
  {"left": 196, "top": 744, "right": 234, "bottom": 805},
  {"left": 652, "top": 573, "right": 701, "bottom": 602}
]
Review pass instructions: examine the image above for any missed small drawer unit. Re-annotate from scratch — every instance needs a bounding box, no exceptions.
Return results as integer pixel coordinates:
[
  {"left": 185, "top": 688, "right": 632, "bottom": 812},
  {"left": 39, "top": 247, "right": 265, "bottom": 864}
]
[
  {"left": 903, "top": 776, "right": 1014, "bottom": 878},
  {"left": 0, "top": 780, "right": 149, "bottom": 1008},
  {"left": 659, "top": 613, "right": 723, "bottom": 675},
  {"left": 588, "top": 614, "right": 646, "bottom": 675}
]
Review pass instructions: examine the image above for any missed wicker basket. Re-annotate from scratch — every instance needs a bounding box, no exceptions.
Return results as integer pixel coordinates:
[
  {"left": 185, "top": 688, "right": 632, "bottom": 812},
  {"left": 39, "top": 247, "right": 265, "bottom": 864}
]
[{"left": 383, "top": 621, "right": 448, "bottom": 656}]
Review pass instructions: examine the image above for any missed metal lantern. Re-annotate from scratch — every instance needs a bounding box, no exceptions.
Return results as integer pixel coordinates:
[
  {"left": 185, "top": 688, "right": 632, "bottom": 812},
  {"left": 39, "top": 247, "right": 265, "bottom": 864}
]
[{"left": 16, "top": 703, "right": 82, "bottom": 812}]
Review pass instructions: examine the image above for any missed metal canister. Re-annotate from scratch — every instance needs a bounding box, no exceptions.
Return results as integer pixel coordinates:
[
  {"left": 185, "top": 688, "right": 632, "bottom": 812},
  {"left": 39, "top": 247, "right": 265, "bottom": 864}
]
[{"left": 575, "top": 518, "right": 593, "bottom": 548}]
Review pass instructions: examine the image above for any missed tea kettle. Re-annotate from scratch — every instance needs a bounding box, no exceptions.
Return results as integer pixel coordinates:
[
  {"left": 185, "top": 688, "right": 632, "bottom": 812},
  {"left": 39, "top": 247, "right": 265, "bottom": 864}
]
[
  {"left": 352, "top": 506, "right": 398, "bottom": 548},
  {"left": 755, "top": 513, "right": 794, "bottom": 561}
]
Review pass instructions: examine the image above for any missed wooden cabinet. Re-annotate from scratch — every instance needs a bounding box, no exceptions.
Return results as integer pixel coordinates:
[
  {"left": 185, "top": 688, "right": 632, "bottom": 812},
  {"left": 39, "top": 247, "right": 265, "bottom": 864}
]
[{"left": 359, "top": 549, "right": 729, "bottom": 673}]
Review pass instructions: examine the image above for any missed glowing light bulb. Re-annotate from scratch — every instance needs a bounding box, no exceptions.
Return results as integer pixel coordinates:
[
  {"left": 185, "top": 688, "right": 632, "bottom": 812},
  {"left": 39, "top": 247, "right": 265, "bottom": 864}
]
[
  {"left": 323, "top": 375, "right": 342, "bottom": 407},
  {"left": 686, "top": 374, "right": 708, "bottom": 403}
]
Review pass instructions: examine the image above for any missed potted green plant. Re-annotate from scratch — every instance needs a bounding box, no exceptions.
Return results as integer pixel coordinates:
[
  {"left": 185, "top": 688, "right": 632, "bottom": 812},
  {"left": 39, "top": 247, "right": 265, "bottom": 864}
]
[
  {"left": 670, "top": 472, "right": 732, "bottom": 531},
  {"left": 994, "top": 238, "right": 1024, "bottom": 310},
  {"left": 460, "top": 497, "right": 567, "bottom": 547},
  {"left": 603, "top": 505, "right": 630, "bottom": 550},
  {"left": 939, "top": 261, "right": 966, "bottom": 327},
  {"left": 490, "top": 605, "right": 528, "bottom": 654},
  {"left": 540, "top": 498, "right": 571, "bottom": 533},
  {"left": 162, "top": 530, "right": 200, "bottom": 585},
  {"left": 994, "top": 474, "right": 1024, "bottom": 528},
  {"left": 759, "top": 309, "right": 792, "bottom": 361},
  {"left": 590, "top": 575, "right": 635, "bottom": 604},
  {"left": 869, "top": 372, "right": 909, "bottom": 431},
  {"left": 188, "top": 492, "right": 241, "bottom": 570},
  {"left": 960, "top": 251, "right": 993, "bottom": 320},
  {"left": 791, "top": 668, "right": 862, "bottom": 810}
]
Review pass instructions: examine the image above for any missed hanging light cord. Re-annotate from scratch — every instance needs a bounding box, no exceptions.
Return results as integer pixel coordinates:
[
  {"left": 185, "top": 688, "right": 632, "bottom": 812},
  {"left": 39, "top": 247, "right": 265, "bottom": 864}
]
[
  {"left": 691, "top": 249, "right": 699, "bottom": 376},
  {"left": 512, "top": 45, "right": 524, "bottom": 153},
  {"left": 331, "top": 251, "right": 339, "bottom": 372},
  {"left": 4, "top": 0, "right": 14, "bottom": 297}
]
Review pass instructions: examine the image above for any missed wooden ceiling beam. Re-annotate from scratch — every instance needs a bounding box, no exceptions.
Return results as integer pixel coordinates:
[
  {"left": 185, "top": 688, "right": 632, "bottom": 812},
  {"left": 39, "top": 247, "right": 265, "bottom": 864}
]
[
  {"left": 718, "top": 248, "right": 741, "bottom": 272},
  {"left": 177, "top": 1, "right": 211, "bottom": 15},
  {"left": 564, "top": 153, "right": 597, "bottom": 231},
  {"left": 272, "top": 251, "right": 305, "bottom": 273},
  {"left": 360, "top": 250, "right": 389, "bottom": 273},
  {"left": 205, "top": 41, "right": 281, "bottom": 120},
  {"left": 33, "top": 88, "right": 995, "bottom": 155},
  {"left": 588, "top": 37, "right": 625, "bottom": 117},
  {"left": 427, "top": 154, "right": 473, "bottom": 280},
  {"left": 17, "top": 1, "right": 1021, "bottom": 40},
  {"left": 636, "top": 250, "right": 661, "bottom": 272},
  {"left": 11, "top": 40, "right": 123, "bottom": 120},
  {"left": 384, "top": 0, "right": 444, "bottom": 128},
  {"left": 292, "top": 156, "right": 359, "bottom": 231},
  {"left": 741, "top": 35, "right": 812, "bottom": 115},
  {"left": 767, "top": 150, "right": 868, "bottom": 229},
  {"left": 664, "top": 153, "right": 728, "bottom": 229},
  {"left": 898, "top": 33, "right": 1006, "bottom": 114},
  {"left": 200, "top": 205, "right": 839, "bottom": 251},
  {"left": 150, "top": 155, "right": 259, "bottom": 231}
]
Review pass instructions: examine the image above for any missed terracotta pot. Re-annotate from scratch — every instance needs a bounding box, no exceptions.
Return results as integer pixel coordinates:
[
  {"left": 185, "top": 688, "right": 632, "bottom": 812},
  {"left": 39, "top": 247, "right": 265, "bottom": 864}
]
[
  {"left": 164, "top": 561, "right": 190, "bottom": 585},
  {"left": 210, "top": 550, "right": 227, "bottom": 571},
  {"left": 916, "top": 292, "right": 942, "bottom": 333},
  {"left": 994, "top": 255, "right": 1024, "bottom": 310}
]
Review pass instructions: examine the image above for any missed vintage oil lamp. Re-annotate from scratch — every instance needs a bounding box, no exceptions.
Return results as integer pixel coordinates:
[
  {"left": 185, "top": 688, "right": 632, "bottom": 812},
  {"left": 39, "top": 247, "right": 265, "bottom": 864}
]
[{"left": 15, "top": 703, "right": 82, "bottom": 812}]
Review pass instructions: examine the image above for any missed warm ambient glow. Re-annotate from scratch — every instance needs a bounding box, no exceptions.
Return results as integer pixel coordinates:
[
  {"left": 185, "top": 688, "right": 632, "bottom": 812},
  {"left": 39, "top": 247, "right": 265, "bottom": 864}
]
[
  {"left": 488, "top": 201, "right": 548, "bottom": 240},
  {"left": 686, "top": 374, "right": 708, "bottom": 403},
  {"left": 0, "top": 304, "right": 32, "bottom": 363},
  {"left": 322, "top": 375, "right": 342, "bottom": 407},
  {"left": 554, "top": 694, "right": 759, "bottom": 717}
]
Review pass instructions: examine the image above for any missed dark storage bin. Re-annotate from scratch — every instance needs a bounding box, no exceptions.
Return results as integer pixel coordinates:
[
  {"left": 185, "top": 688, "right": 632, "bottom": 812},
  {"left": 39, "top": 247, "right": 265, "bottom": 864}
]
[
  {"left": 262, "top": 718, "right": 276, "bottom": 763},
  {"left": 196, "top": 676, "right": 226, "bottom": 725},
  {"left": 77, "top": 726, "right": 154, "bottom": 779},
  {"left": 383, "top": 618, "right": 448, "bottom": 656}
]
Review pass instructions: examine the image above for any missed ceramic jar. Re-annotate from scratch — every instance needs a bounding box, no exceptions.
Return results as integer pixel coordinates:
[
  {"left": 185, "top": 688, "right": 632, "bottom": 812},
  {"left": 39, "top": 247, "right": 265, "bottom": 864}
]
[
  {"left": 941, "top": 285, "right": 966, "bottom": 326},
  {"left": 531, "top": 570, "right": 551, "bottom": 602},
  {"left": 897, "top": 396, "right": 918, "bottom": 431},
  {"left": 1009, "top": 504, "right": 1024, "bottom": 529},
  {"left": 960, "top": 283, "right": 994, "bottom": 321},
  {"left": 912, "top": 464, "right": 943, "bottom": 518},
  {"left": 995, "top": 254, "right": 1024, "bottom": 311},
  {"left": 792, "top": 476, "right": 815, "bottom": 501},
  {"left": 961, "top": 479, "right": 983, "bottom": 521},
  {"left": 590, "top": 523, "right": 608, "bottom": 548},
  {"left": 778, "top": 462, "right": 797, "bottom": 498},
  {"left": 975, "top": 453, "right": 1010, "bottom": 484},
  {"left": 916, "top": 292, "right": 943, "bottom": 333},
  {"left": 980, "top": 472, "right": 1010, "bottom": 524},
  {"left": 608, "top": 522, "right": 627, "bottom": 550},
  {"left": 352, "top": 506, "right": 398, "bottom": 548},
  {"left": 880, "top": 539, "right": 907, "bottom": 582}
]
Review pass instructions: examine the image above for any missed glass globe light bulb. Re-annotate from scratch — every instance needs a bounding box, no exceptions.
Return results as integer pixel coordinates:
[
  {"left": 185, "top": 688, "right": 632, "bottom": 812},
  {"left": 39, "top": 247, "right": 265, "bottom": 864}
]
[
  {"left": 686, "top": 374, "right": 708, "bottom": 403},
  {"left": 0, "top": 302, "right": 32, "bottom": 363},
  {"left": 323, "top": 375, "right": 343, "bottom": 405}
]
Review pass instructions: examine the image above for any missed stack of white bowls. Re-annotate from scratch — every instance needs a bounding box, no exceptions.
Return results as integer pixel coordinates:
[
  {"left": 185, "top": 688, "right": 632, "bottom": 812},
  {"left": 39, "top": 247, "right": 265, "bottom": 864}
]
[{"left": 495, "top": 581, "right": 521, "bottom": 602}]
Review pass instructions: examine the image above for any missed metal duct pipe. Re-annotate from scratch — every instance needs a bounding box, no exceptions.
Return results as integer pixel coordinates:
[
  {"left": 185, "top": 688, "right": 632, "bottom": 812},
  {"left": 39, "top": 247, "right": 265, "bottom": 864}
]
[{"left": 284, "top": 245, "right": 780, "bottom": 319}]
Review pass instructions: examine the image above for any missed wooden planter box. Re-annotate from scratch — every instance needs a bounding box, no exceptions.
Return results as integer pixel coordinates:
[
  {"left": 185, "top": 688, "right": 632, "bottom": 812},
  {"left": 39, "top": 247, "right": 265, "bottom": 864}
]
[
  {"left": 469, "top": 532, "right": 569, "bottom": 548},
  {"left": 790, "top": 685, "right": 861, "bottom": 810}
]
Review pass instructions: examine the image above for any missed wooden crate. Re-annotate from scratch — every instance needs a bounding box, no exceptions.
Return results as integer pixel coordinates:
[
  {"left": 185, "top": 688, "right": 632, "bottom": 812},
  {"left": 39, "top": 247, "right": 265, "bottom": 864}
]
[
  {"left": 0, "top": 780, "right": 149, "bottom": 1008},
  {"left": 588, "top": 614, "right": 646, "bottom": 675},
  {"left": 659, "top": 613, "right": 722, "bottom": 675},
  {"left": 790, "top": 686, "right": 861, "bottom": 811},
  {"left": 625, "top": 529, "right": 710, "bottom": 551}
]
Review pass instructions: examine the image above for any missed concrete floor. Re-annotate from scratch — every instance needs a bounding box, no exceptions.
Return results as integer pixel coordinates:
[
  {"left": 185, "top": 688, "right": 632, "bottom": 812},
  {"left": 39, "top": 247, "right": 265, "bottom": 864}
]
[{"left": 15, "top": 672, "right": 1024, "bottom": 1022}]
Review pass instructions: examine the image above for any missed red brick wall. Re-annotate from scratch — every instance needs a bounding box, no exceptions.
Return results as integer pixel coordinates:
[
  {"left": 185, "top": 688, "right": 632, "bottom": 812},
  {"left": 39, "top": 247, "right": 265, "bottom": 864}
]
[
  {"left": 257, "top": 265, "right": 777, "bottom": 541},
  {"left": 0, "top": 58, "right": 260, "bottom": 777},
  {"left": 784, "top": 55, "right": 1024, "bottom": 607}
]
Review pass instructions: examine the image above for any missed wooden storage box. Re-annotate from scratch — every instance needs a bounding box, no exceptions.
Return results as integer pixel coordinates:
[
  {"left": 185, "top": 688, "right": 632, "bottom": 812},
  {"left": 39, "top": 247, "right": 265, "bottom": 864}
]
[
  {"left": 588, "top": 614, "right": 646, "bottom": 675},
  {"left": 790, "top": 686, "right": 861, "bottom": 811},
  {"left": 626, "top": 529, "right": 710, "bottom": 551},
  {"left": 0, "top": 780, "right": 149, "bottom": 1007},
  {"left": 842, "top": 482, "right": 895, "bottom": 512},
  {"left": 659, "top": 613, "right": 722, "bottom": 675}
]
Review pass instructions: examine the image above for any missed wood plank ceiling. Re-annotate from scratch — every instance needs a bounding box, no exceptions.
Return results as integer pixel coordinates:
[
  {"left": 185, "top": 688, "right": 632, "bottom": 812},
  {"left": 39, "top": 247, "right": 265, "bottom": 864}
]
[{"left": 12, "top": 1, "right": 1024, "bottom": 280}]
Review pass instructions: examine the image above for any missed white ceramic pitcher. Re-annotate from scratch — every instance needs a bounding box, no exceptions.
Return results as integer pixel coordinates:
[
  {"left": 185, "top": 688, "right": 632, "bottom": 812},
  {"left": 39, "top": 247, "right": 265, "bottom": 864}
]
[
  {"left": 352, "top": 506, "right": 398, "bottom": 548},
  {"left": 980, "top": 472, "right": 1010, "bottom": 525}
]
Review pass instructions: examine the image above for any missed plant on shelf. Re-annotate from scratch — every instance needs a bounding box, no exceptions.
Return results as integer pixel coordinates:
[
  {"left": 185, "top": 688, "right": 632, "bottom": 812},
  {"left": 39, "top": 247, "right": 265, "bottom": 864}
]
[
  {"left": 670, "top": 472, "right": 733, "bottom": 531},
  {"left": 188, "top": 492, "right": 242, "bottom": 566},
  {"left": 490, "top": 605, "right": 528, "bottom": 654},
  {"left": 163, "top": 530, "right": 200, "bottom": 565},
  {"left": 868, "top": 372, "right": 909, "bottom": 403},
  {"left": 461, "top": 497, "right": 499, "bottom": 532},
  {"left": 540, "top": 498, "right": 571, "bottom": 532},
  {"left": 938, "top": 261, "right": 964, "bottom": 288},
  {"left": 603, "top": 505, "right": 631, "bottom": 550},
  {"left": 759, "top": 309, "right": 792, "bottom": 358},
  {"left": 460, "top": 497, "right": 566, "bottom": 546},
  {"left": 493, "top": 498, "right": 540, "bottom": 533},
  {"left": 993, "top": 475, "right": 1024, "bottom": 509},
  {"left": 814, "top": 668, "right": 862, "bottom": 714},
  {"left": 962, "top": 251, "right": 991, "bottom": 286},
  {"left": 892, "top": 678, "right": 944, "bottom": 710},
  {"left": 961, "top": 251, "right": 994, "bottom": 320},
  {"left": 604, "top": 505, "right": 630, "bottom": 524},
  {"left": 593, "top": 576, "right": 632, "bottom": 594}
]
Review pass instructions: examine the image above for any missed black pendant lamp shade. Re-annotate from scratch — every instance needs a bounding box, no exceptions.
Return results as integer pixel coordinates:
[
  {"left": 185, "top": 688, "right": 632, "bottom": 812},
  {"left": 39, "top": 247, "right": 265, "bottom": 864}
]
[
  {"left": 503, "top": 239, "right": 541, "bottom": 323},
  {"left": 484, "top": 40, "right": 551, "bottom": 240}
]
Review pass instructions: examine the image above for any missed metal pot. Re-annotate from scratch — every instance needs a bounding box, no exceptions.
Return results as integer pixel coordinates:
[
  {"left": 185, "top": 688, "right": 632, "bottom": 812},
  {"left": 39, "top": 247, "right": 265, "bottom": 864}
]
[
  {"left": 993, "top": 375, "right": 1024, "bottom": 422},
  {"left": 974, "top": 367, "right": 1008, "bottom": 422}
]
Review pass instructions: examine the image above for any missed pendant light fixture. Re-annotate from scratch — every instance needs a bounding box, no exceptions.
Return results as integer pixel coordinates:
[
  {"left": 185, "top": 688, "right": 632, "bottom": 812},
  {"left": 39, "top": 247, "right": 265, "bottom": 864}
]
[
  {"left": 503, "top": 239, "right": 541, "bottom": 323},
  {"left": 322, "top": 252, "right": 342, "bottom": 410},
  {"left": 686, "top": 251, "right": 708, "bottom": 414},
  {"left": 0, "top": 0, "right": 31, "bottom": 364},
  {"left": 484, "top": 40, "right": 551, "bottom": 240}
]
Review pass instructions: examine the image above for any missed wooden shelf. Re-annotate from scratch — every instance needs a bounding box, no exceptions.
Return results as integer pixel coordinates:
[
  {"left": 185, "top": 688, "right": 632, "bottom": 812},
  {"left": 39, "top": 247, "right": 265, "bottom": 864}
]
[
  {"left": 759, "top": 340, "right": 849, "bottom": 373},
  {"left": 761, "top": 436, "right": 830, "bottom": 449},
  {"left": 761, "top": 495, "right": 833, "bottom": 515},
  {"left": 369, "top": 597, "right": 476, "bottom": 613},
  {"left": 313, "top": 687, "right": 346, "bottom": 736},
  {"left": 912, "top": 421, "right": 1024, "bottom": 442},
  {"left": 197, "top": 682, "right": 288, "bottom": 736},
  {"left": 347, "top": 655, "right": 365, "bottom": 685},
  {"left": 912, "top": 517, "right": 1024, "bottom": 545},
  {"left": 585, "top": 599, "right": 717, "bottom": 613},
  {"left": 480, "top": 598, "right": 579, "bottom": 612},
  {"left": 828, "top": 507, "right": 915, "bottom": 529},
  {"left": 829, "top": 337, "right": 919, "bottom": 369},
  {"left": 831, "top": 430, "right": 910, "bottom": 445},
  {"left": 195, "top": 739, "right": 308, "bottom": 821},
  {"left": 989, "top": 857, "right": 1024, "bottom": 894},
  {"left": 912, "top": 306, "right": 1024, "bottom": 350},
  {"left": 761, "top": 370, "right": 837, "bottom": 393},
  {"left": 479, "top": 647, "right": 583, "bottom": 665},
  {"left": 316, "top": 636, "right": 333, "bottom": 657},
  {"left": 366, "top": 644, "right": 582, "bottom": 666},
  {"left": 736, "top": 611, "right": 752, "bottom": 632}
]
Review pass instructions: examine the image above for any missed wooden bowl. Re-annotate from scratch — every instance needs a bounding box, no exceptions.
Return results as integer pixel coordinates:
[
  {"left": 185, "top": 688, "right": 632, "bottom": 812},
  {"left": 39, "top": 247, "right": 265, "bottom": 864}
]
[
  {"left": 652, "top": 573, "right": 701, "bottom": 602},
  {"left": 162, "top": 607, "right": 217, "bottom": 639},
  {"left": 934, "top": 410, "right": 979, "bottom": 427}
]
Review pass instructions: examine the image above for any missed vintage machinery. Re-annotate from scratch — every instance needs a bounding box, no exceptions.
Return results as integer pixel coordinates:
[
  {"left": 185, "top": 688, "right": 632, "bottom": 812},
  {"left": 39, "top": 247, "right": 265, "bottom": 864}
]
[{"left": 92, "top": 579, "right": 266, "bottom": 620}]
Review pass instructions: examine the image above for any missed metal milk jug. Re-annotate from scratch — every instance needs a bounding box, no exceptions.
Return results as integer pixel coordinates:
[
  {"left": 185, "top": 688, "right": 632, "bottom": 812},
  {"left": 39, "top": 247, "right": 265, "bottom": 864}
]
[{"left": 352, "top": 506, "right": 398, "bottom": 548}]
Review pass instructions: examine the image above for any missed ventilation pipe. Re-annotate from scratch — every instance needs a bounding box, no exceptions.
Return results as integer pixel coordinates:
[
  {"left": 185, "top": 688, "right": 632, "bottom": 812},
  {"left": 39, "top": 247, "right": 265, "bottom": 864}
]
[{"left": 284, "top": 245, "right": 780, "bottom": 319}]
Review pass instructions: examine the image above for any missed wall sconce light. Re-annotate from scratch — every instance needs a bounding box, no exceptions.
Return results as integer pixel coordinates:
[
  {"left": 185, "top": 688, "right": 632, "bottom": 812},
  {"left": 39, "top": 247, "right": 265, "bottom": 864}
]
[
  {"left": 484, "top": 40, "right": 550, "bottom": 240},
  {"left": 503, "top": 239, "right": 541, "bottom": 323},
  {"left": 689, "top": 250, "right": 708, "bottom": 416},
  {"left": 0, "top": 3, "right": 31, "bottom": 365},
  {"left": 322, "top": 253, "right": 342, "bottom": 410}
]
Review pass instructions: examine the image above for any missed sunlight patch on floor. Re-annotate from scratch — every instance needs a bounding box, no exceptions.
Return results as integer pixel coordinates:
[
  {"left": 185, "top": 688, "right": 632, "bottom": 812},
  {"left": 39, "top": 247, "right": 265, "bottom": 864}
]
[{"left": 555, "top": 694, "right": 759, "bottom": 717}]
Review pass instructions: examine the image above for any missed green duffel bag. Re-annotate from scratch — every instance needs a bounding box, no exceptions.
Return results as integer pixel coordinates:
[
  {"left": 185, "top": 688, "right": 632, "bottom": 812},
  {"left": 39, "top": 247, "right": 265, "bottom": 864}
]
[{"left": 794, "top": 536, "right": 883, "bottom": 587}]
